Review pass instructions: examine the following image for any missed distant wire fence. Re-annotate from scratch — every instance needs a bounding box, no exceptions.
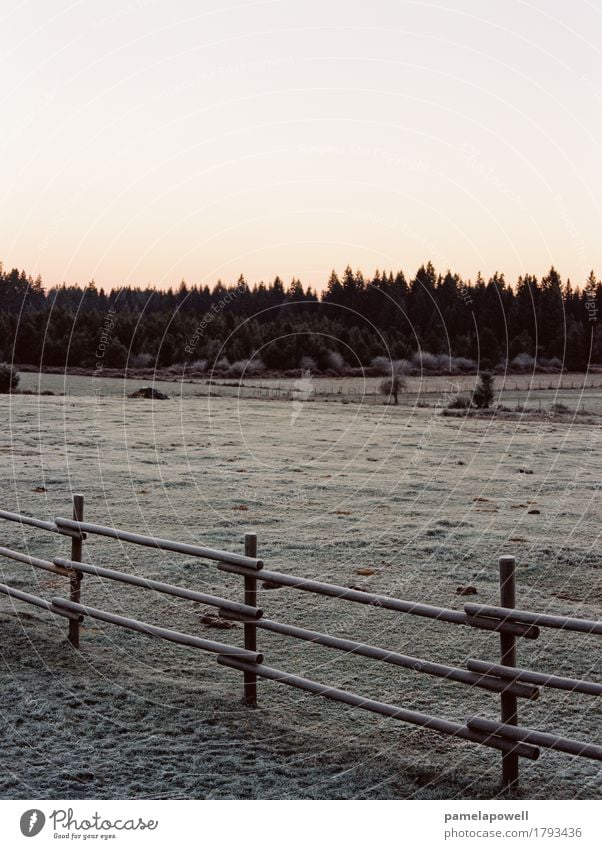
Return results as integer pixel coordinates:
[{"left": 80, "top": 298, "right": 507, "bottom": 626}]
[
  {"left": 1, "top": 497, "right": 601, "bottom": 793},
  {"left": 200, "top": 378, "right": 602, "bottom": 410}
]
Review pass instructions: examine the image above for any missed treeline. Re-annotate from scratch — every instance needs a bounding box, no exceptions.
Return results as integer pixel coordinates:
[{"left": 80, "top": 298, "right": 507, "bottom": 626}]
[{"left": 0, "top": 262, "right": 601, "bottom": 372}]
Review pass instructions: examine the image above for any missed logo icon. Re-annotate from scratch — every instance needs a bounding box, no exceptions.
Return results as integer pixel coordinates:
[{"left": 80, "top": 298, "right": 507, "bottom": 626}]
[{"left": 20, "top": 810, "right": 45, "bottom": 837}]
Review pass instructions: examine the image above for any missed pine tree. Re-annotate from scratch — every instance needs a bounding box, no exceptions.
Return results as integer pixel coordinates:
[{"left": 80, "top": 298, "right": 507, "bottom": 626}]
[{"left": 472, "top": 372, "right": 494, "bottom": 409}]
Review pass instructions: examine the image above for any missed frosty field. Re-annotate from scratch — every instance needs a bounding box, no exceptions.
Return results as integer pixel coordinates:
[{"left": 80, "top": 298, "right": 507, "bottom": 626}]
[{"left": 0, "top": 376, "right": 600, "bottom": 799}]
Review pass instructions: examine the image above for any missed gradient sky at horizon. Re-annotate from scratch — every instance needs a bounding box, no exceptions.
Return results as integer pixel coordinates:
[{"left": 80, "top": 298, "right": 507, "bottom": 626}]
[{"left": 1, "top": 0, "right": 601, "bottom": 291}]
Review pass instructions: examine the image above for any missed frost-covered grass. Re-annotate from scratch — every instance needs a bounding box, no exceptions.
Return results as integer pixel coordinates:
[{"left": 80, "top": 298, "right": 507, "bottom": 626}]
[{"left": 0, "top": 384, "right": 600, "bottom": 799}]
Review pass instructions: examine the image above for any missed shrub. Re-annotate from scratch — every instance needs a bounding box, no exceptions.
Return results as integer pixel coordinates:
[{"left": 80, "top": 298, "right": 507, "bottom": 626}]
[
  {"left": 412, "top": 350, "right": 439, "bottom": 371},
  {"left": 451, "top": 356, "right": 477, "bottom": 373},
  {"left": 447, "top": 394, "right": 471, "bottom": 409},
  {"left": 379, "top": 371, "right": 406, "bottom": 405},
  {"left": 511, "top": 353, "right": 535, "bottom": 372},
  {"left": 539, "top": 357, "right": 563, "bottom": 373},
  {"left": 188, "top": 359, "right": 208, "bottom": 374},
  {"left": 472, "top": 372, "right": 494, "bottom": 409},
  {"left": 299, "top": 355, "right": 316, "bottom": 371},
  {"left": 411, "top": 351, "right": 476, "bottom": 373},
  {"left": 214, "top": 357, "right": 230, "bottom": 372},
  {"left": 129, "top": 352, "right": 154, "bottom": 369},
  {"left": 0, "top": 363, "right": 19, "bottom": 393},
  {"left": 228, "top": 360, "right": 248, "bottom": 377},
  {"left": 228, "top": 357, "right": 265, "bottom": 377},
  {"left": 325, "top": 350, "right": 345, "bottom": 372},
  {"left": 371, "top": 356, "right": 393, "bottom": 375},
  {"left": 246, "top": 356, "right": 265, "bottom": 375}
]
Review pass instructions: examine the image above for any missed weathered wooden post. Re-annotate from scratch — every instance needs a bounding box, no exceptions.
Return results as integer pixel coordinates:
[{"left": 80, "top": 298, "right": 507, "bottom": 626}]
[
  {"left": 68, "top": 494, "right": 84, "bottom": 648},
  {"left": 499, "top": 554, "right": 519, "bottom": 790},
  {"left": 243, "top": 532, "right": 258, "bottom": 706}
]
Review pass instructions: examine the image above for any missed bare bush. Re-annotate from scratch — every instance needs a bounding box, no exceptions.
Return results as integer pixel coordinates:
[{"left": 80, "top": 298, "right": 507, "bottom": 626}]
[
  {"left": 188, "top": 359, "right": 208, "bottom": 374},
  {"left": 228, "top": 357, "right": 265, "bottom": 377},
  {"left": 246, "top": 356, "right": 265, "bottom": 375},
  {"left": 129, "top": 352, "right": 154, "bottom": 369},
  {"left": 0, "top": 363, "right": 19, "bottom": 393},
  {"left": 511, "top": 353, "right": 535, "bottom": 372},
  {"left": 539, "top": 357, "right": 563, "bottom": 373},
  {"left": 379, "top": 371, "right": 406, "bottom": 405},
  {"left": 371, "top": 356, "right": 393, "bottom": 375},
  {"left": 450, "top": 356, "right": 477, "bottom": 373},
  {"left": 412, "top": 350, "right": 439, "bottom": 371},
  {"left": 472, "top": 372, "right": 495, "bottom": 409},
  {"left": 446, "top": 394, "right": 471, "bottom": 409},
  {"left": 299, "top": 355, "right": 316, "bottom": 371},
  {"left": 325, "top": 350, "right": 345, "bottom": 371}
]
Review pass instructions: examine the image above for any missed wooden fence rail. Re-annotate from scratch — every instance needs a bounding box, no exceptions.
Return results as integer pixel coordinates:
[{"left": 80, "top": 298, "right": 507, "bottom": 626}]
[
  {"left": 0, "top": 494, "right": 600, "bottom": 795},
  {"left": 463, "top": 602, "right": 602, "bottom": 636},
  {"left": 53, "top": 556, "right": 263, "bottom": 619},
  {"left": 215, "top": 656, "right": 541, "bottom": 759},
  {"left": 255, "top": 618, "right": 539, "bottom": 699},
  {"left": 216, "top": 562, "right": 540, "bottom": 638},
  {"left": 54, "top": 516, "right": 262, "bottom": 569},
  {"left": 466, "top": 660, "right": 602, "bottom": 697},
  {"left": 0, "top": 582, "right": 82, "bottom": 621},
  {"left": 51, "top": 597, "right": 263, "bottom": 662}
]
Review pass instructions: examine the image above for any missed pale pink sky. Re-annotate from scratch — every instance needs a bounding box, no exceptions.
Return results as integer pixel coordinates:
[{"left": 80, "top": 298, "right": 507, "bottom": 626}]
[{"left": 1, "top": 0, "right": 601, "bottom": 290}]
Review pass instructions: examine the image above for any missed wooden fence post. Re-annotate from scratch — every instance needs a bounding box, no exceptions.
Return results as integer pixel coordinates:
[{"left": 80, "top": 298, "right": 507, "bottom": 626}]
[
  {"left": 68, "top": 494, "right": 84, "bottom": 648},
  {"left": 499, "top": 554, "right": 519, "bottom": 791},
  {"left": 243, "top": 532, "right": 258, "bottom": 706}
]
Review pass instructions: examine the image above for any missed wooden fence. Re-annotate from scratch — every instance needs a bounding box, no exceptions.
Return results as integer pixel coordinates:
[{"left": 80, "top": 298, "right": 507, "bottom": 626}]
[{"left": 1, "top": 495, "right": 601, "bottom": 793}]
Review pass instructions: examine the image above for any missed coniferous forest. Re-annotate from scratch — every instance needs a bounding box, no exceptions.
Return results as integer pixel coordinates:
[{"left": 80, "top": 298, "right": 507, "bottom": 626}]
[{"left": 1, "top": 262, "right": 600, "bottom": 374}]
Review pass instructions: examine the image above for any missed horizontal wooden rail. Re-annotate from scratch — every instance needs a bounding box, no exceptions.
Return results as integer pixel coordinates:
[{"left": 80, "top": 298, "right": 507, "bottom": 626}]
[
  {"left": 257, "top": 619, "right": 539, "bottom": 699},
  {"left": 0, "top": 509, "right": 82, "bottom": 538},
  {"left": 465, "top": 614, "right": 539, "bottom": 640},
  {"left": 467, "top": 660, "right": 602, "bottom": 697},
  {"left": 54, "top": 557, "right": 262, "bottom": 619},
  {"left": 0, "top": 509, "right": 57, "bottom": 533},
  {"left": 0, "top": 582, "right": 83, "bottom": 621},
  {"left": 0, "top": 546, "right": 72, "bottom": 577},
  {"left": 219, "top": 607, "right": 259, "bottom": 623},
  {"left": 218, "top": 563, "right": 538, "bottom": 638},
  {"left": 54, "top": 517, "right": 262, "bottom": 569},
  {"left": 52, "top": 597, "right": 263, "bottom": 662},
  {"left": 466, "top": 717, "right": 602, "bottom": 761},
  {"left": 216, "top": 656, "right": 540, "bottom": 760},
  {"left": 464, "top": 603, "right": 602, "bottom": 636}
]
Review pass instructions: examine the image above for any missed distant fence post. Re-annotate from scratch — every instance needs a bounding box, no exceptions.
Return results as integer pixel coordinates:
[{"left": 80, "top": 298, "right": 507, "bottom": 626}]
[
  {"left": 68, "top": 494, "right": 84, "bottom": 648},
  {"left": 499, "top": 554, "right": 519, "bottom": 790},
  {"left": 243, "top": 532, "right": 258, "bottom": 706}
]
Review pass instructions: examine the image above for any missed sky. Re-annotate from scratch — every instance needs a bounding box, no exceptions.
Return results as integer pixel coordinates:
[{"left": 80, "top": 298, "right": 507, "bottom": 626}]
[{"left": 1, "top": 0, "right": 601, "bottom": 291}]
